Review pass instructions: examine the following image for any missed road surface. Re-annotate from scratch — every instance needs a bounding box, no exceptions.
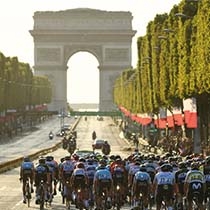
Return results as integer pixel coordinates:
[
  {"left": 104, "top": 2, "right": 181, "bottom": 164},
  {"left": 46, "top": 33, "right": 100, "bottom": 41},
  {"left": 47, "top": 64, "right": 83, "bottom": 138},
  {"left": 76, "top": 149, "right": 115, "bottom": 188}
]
[{"left": 0, "top": 116, "right": 134, "bottom": 210}]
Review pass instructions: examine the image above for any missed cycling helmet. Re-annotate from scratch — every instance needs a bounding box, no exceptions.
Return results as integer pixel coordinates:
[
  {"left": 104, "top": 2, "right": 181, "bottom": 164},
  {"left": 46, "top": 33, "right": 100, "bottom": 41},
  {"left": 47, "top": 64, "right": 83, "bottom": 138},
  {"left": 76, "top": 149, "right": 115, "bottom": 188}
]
[
  {"left": 109, "top": 155, "right": 116, "bottom": 160},
  {"left": 46, "top": 156, "right": 53, "bottom": 161},
  {"left": 191, "top": 162, "right": 199, "bottom": 170},
  {"left": 79, "top": 158, "right": 86, "bottom": 163},
  {"left": 72, "top": 154, "right": 79, "bottom": 161},
  {"left": 87, "top": 158, "right": 94, "bottom": 164},
  {"left": 23, "top": 156, "right": 31, "bottom": 162},
  {"left": 39, "top": 156, "right": 46, "bottom": 164},
  {"left": 160, "top": 163, "right": 173, "bottom": 172},
  {"left": 139, "top": 164, "right": 147, "bottom": 172},
  {"left": 65, "top": 155, "right": 71, "bottom": 160},
  {"left": 178, "top": 161, "right": 187, "bottom": 169},
  {"left": 77, "top": 162, "right": 85, "bottom": 169},
  {"left": 99, "top": 159, "right": 107, "bottom": 166},
  {"left": 115, "top": 155, "right": 121, "bottom": 160}
]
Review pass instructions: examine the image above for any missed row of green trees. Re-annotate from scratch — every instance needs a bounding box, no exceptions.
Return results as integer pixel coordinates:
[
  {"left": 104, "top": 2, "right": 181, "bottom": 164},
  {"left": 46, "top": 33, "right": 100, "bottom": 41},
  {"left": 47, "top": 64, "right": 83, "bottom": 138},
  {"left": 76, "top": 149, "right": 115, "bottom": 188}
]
[
  {"left": 114, "top": 0, "right": 210, "bottom": 139},
  {"left": 0, "top": 52, "right": 52, "bottom": 113}
]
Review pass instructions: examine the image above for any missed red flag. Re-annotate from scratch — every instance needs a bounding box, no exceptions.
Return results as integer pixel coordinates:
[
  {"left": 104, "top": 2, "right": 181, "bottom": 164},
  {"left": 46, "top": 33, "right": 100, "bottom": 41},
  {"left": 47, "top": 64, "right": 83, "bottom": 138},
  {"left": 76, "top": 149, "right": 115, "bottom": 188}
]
[
  {"left": 183, "top": 97, "right": 197, "bottom": 128},
  {"left": 141, "top": 113, "right": 152, "bottom": 125},
  {"left": 155, "top": 118, "right": 167, "bottom": 128},
  {"left": 155, "top": 108, "right": 167, "bottom": 128},
  {"left": 172, "top": 107, "right": 184, "bottom": 126}
]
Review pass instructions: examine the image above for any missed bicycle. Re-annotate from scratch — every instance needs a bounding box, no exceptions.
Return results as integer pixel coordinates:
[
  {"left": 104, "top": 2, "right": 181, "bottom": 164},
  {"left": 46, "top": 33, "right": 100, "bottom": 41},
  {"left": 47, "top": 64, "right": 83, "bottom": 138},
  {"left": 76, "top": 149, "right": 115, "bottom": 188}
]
[
  {"left": 192, "top": 192, "right": 200, "bottom": 210},
  {"left": 113, "top": 184, "right": 123, "bottom": 210},
  {"left": 206, "top": 191, "right": 210, "bottom": 210},
  {"left": 60, "top": 181, "right": 65, "bottom": 204},
  {"left": 101, "top": 189, "right": 109, "bottom": 210},
  {"left": 25, "top": 178, "right": 32, "bottom": 207},
  {"left": 75, "top": 187, "right": 85, "bottom": 210},
  {"left": 174, "top": 196, "right": 187, "bottom": 210},
  {"left": 148, "top": 194, "right": 154, "bottom": 210},
  {"left": 65, "top": 180, "right": 72, "bottom": 210},
  {"left": 136, "top": 192, "right": 144, "bottom": 210},
  {"left": 38, "top": 180, "right": 46, "bottom": 210}
]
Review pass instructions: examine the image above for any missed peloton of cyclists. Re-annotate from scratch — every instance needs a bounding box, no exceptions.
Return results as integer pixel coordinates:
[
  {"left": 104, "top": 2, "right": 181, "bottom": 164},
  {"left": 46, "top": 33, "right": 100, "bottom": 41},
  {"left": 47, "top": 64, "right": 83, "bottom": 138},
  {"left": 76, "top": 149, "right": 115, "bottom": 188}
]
[{"left": 19, "top": 141, "right": 210, "bottom": 210}]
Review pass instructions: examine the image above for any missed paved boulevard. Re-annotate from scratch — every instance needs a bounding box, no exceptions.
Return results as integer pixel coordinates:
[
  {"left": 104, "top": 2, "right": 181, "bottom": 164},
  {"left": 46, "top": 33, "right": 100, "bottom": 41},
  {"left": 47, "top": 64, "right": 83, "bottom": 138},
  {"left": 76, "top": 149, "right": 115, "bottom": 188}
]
[{"left": 0, "top": 116, "right": 135, "bottom": 210}]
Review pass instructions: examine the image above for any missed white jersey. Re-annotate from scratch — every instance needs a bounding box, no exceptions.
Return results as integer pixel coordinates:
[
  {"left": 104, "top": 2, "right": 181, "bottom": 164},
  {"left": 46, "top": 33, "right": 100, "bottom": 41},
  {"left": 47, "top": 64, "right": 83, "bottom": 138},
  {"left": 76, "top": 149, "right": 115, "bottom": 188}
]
[
  {"left": 73, "top": 168, "right": 86, "bottom": 176},
  {"left": 153, "top": 171, "right": 175, "bottom": 185}
]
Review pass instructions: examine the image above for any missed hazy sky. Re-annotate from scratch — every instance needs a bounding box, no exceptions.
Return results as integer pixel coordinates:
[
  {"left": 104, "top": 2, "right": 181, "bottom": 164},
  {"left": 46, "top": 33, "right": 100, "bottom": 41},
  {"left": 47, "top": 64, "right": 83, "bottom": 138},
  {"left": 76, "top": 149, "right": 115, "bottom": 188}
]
[{"left": 0, "top": 0, "right": 181, "bottom": 103}]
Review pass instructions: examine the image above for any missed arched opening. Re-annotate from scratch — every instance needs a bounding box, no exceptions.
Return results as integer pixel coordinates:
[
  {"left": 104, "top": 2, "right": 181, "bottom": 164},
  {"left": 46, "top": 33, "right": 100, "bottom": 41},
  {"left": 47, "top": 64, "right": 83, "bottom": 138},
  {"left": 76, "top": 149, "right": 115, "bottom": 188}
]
[{"left": 67, "top": 52, "right": 99, "bottom": 109}]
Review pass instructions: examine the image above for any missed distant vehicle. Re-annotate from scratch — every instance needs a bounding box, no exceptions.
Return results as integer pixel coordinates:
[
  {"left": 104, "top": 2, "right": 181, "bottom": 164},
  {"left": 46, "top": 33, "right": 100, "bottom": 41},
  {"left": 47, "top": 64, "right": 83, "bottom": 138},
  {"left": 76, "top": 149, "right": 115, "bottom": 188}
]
[
  {"left": 49, "top": 131, "right": 54, "bottom": 140},
  {"left": 73, "top": 150, "right": 95, "bottom": 158},
  {"left": 61, "top": 124, "right": 71, "bottom": 132},
  {"left": 56, "top": 130, "right": 65, "bottom": 137},
  {"left": 92, "top": 139, "right": 105, "bottom": 150}
]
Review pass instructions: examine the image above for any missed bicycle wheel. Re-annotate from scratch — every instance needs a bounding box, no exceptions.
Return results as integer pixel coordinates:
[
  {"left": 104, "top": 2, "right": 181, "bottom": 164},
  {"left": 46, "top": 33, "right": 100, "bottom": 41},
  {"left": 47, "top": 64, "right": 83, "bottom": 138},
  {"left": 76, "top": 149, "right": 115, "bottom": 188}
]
[
  {"left": 39, "top": 185, "right": 45, "bottom": 210},
  {"left": 138, "top": 195, "right": 144, "bottom": 210},
  {"left": 66, "top": 184, "right": 72, "bottom": 210},
  {"left": 25, "top": 181, "right": 31, "bottom": 207}
]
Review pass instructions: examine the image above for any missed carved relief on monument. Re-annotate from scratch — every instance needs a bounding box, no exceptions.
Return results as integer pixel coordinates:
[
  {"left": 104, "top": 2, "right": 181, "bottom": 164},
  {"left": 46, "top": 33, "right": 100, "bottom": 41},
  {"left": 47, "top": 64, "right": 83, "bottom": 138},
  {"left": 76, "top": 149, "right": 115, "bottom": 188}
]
[
  {"left": 33, "top": 9, "right": 132, "bottom": 30},
  {"left": 64, "top": 45, "right": 102, "bottom": 64},
  {"left": 104, "top": 48, "right": 129, "bottom": 62},
  {"left": 36, "top": 48, "right": 61, "bottom": 64}
]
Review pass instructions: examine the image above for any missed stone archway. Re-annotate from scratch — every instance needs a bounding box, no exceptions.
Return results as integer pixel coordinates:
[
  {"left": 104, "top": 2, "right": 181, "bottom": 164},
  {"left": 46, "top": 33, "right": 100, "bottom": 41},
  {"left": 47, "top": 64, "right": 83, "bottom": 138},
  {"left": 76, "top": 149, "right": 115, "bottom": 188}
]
[{"left": 30, "top": 8, "right": 136, "bottom": 112}]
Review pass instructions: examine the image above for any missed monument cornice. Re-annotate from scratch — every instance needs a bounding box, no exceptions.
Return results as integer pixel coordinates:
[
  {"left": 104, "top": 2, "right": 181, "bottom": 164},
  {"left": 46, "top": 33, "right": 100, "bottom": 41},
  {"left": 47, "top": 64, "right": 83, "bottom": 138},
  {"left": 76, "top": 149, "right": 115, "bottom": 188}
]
[{"left": 30, "top": 29, "right": 136, "bottom": 36}]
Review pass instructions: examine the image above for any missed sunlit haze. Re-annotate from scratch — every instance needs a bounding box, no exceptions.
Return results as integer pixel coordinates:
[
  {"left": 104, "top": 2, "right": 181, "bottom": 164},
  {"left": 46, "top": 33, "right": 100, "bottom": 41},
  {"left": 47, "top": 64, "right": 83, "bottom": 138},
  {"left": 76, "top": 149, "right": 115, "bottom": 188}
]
[{"left": 0, "top": 0, "right": 182, "bottom": 103}]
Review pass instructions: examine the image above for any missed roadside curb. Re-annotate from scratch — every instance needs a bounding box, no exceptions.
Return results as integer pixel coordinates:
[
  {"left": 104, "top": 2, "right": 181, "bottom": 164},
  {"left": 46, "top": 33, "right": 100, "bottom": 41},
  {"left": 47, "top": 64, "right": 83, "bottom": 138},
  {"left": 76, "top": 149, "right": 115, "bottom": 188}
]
[{"left": 0, "top": 117, "right": 81, "bottom": 174}]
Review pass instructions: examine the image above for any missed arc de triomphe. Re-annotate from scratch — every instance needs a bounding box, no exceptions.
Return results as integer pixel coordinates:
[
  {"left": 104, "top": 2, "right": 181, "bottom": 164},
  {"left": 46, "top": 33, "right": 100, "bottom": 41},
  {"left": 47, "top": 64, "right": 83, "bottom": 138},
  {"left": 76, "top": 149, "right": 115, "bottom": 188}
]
[{"left": 30, "top": 8, "right": 136, "bottom": 112}]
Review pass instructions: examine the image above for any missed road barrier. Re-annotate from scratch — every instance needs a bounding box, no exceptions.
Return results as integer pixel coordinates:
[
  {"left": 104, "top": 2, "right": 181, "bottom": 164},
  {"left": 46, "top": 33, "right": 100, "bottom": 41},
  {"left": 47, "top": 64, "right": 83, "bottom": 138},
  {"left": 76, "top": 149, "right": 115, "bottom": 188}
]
[{"left": 0, "top": 117, "right": 81, "bottom": 174}]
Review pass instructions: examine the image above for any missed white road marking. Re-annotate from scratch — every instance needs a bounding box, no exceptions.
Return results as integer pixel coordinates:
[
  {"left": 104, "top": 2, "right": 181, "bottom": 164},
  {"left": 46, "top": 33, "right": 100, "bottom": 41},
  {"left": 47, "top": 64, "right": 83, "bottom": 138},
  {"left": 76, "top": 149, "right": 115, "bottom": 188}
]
[
  {"left": 12, "top": 200, "right": 22, "bottom": 209},
  {"left": 0, "top": 186, "right": 6, "bottom": 191}
]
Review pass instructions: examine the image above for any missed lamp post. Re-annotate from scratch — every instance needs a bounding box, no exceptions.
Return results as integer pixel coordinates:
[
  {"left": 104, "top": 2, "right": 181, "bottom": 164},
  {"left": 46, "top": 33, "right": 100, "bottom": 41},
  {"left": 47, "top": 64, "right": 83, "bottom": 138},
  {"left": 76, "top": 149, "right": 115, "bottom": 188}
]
[
  {"left": 174, "top": 13, "right": 192, "bottom": 20},
  {"left": 185, "top": 0, "right": 200, "bottom": 2},
  {"left": 163, "top": 28, "right": 175, "bottom": 33}
]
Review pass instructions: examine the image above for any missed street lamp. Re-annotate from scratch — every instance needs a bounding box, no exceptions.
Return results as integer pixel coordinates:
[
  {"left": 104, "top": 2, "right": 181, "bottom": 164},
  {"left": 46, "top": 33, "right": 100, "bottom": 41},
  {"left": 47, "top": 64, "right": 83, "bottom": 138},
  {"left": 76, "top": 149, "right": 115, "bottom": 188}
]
[
  {"left": 163, "top": 28, "right": 175, "bottom": 34},
  {"left": 158, "top": 35, "right": 168, "bottom": 40},
  {"left": 174, "top": 13, "right": 192, "bottom": 19},
  {"left": 185, "top": 0, "right": 200, "bottom": 2}
]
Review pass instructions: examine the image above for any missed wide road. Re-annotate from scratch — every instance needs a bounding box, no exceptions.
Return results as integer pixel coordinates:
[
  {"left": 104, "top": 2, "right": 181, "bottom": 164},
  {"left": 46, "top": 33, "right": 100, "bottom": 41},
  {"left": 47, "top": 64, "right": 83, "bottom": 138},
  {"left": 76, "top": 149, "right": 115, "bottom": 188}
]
[
  {"left": 0, "top": 115, "right": 76, "bottom": 163},
  {"left": 0, "top": 116, "right": 134, "bottom": 210}
]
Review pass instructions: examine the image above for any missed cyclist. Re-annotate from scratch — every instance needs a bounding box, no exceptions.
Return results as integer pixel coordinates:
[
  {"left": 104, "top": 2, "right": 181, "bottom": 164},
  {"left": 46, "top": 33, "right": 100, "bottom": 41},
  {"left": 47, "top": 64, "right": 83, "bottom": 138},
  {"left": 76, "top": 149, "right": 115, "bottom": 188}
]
[
  {"left": 174, "top": 161, "right": 188, "bottom": 209},
  {"left": 92, "top": 131, "right": 97, "bottom": 140},
  {"left": 128, "top": 158, "right": 141, "bottom": 193},
  {"left": 60, "top": 156, "right": 75, "bottom": 201},
  {"left": 131, "top": 164, "right": 152, "bottom": 209},
  {"left": 153, "top": 163, "right": 175, "bottom": 210},
  {"left": 102, "top": 141, "right": 111, "bottom": 155},
  {"left": 71, "top": 161, "right": 89, "bottom": 208},
  {"left": 45, "top": 155, "right": 58, "bottom": 201},
  {"left": 34, "top": 157, "right": 51, "bottom": 204},
  {"left": 85, "top": 158, "right": 97, "bottom": 206},
  {"left": 93, "top": 159, "right": 113, "bottom": 209},
  {"left": 144, "top": 156, "right": 157, "bottom": 182},
  {"left": 58, "top": 157, "right": 65, "bottom": 192},
  {"left": 19, "top": 156, "right": 35, "bottom": 204},
  {"left": 184, "top": 161, "right": 205, "bottom": 210},
  {"left": 110, "top": 156, "right": 127, "bottom": 203}
]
